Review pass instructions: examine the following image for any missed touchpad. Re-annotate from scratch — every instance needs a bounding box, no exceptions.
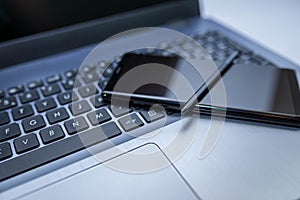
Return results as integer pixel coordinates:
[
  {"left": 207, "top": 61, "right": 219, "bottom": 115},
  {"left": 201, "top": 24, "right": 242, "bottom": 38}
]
[{"left": 20, "top": 143, "right": 197, "bottom": 200}]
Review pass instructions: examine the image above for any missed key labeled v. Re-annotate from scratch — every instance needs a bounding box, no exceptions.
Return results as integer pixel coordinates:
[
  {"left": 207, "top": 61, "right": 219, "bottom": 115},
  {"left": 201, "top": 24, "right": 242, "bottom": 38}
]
[
  {"left": 22, "top": 139, "right": 28, "bottom": 145},
  {"left": 42, "top": 101, "right": 48, "bottom": 107}
]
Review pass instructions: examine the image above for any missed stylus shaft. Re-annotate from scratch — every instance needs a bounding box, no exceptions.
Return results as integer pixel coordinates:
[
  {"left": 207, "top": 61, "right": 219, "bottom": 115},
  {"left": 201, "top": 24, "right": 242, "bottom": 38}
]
[{"left": 182, "top": 51, "right": 239, "bottom": 114}]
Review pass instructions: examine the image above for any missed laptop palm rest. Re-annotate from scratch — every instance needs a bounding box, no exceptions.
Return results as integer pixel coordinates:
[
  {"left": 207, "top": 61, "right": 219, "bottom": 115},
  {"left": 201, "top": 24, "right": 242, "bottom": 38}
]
[{"left": 18, "top": 143, "right": 198, "bottom": 200}]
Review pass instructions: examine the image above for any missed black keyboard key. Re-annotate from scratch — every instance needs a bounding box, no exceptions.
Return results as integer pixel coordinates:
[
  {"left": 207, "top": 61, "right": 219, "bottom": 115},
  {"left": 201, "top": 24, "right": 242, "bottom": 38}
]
[
  {"left": 87, "top": 109, "right": 111, "bottom": 126},
  {"left": 82, "top": 72, "right": 99, "bottom": 83},
  {"left": 14, "top": 133, "right": 39, "bottom": 154},
  {"left": 27, "top": 80, "right": 43, "bottom": 90},
  {"left": 57, "top": 91, "right": 78, "bottom": 105},
  {"left": 248, "top": 55, "right": 268, "bottom": 65},
  {"left": 78, "top": 85, "right": 98, "bottom": 98},
  {"left": 82, "top": 65, "right": 96, "bottom": 73},
  {"left": 0, "top": 90, "right": 5, "bottom": 98},
  {"left": 46, "top": 108, "right": 69, "bottom": 124},
  {"left": 41, "top": 84, "right": 61, "bottom": 97},
  {"left": 12, "top": 104, "right": 34, "bottom": 120},
  {"left": 110, "top": 104, "right": 132, "bottom": 117},
  {"left": 40, "top": 125, "right": 65, "bottom": 144},
  {"left": 205, "top": 35, "right": 216, "bottom": 43},
  {"left": 98, "top": 60, "right": 108, "bottom": 68},
  {"left": 231, "top": 43, "right": 250, "bottom": 54},
  {"left": 0, "top": 143, "right": 12, "bottom": 161},
  {"left": 252, "top": 55, "right": 269, "bottom": 65},
  {"left": 46, "top": 74, "right": 61, "bottom": 84},
  {"left": 90, "top": 95, "right": 106, "bottom": 108},
  {"left": 0, "top": 123, "right": 21, "bottom": 142},
  {"left": 216, "top": 41, "right": 227, "bottom": 50},
  {"left": 239, "top": 53, "right": 251, "bottom": 62},
  {"left": 98, "top": 79, "right": 108, "bottom": 89},
  {"left": 19, "top": 90, "right": 40, "bottom": 104},
  {"left": 0, "top": 122, "right": 121, "bottom": 181},
  {"left": 64, "top": 116, "right": 89, "bottom": 135},
  {"left": 61, "top": 79, "right": 81, "bottom": 90},
  {"left": 69, "top": 100, "right": 91, "bottom": 116},
  {"left": 140, "top": 108, "right": 165, "bottom": 123},
  {"left": 118, "top": 113, "right": 144, "bottom": 132},
  {"left": 0, "top": 112, "right": 10, "bottom": 126},
  {"left": 22, "top": 115, "right": 46, "bottom": 133},
  {"left": 8, "top": 85, "right": 24, "bottom": 95},
  {"left": 35, "top": 98, "right": 57, "bottom": 112},
  {"left": 0, "top": 96, "right": 17, "bottom": 111},
  {"left": 103, "top": 66, "right": 115, "bottom": 78},
  {"left": 64, "top": 70, "right": 77, "bottom": 79}
]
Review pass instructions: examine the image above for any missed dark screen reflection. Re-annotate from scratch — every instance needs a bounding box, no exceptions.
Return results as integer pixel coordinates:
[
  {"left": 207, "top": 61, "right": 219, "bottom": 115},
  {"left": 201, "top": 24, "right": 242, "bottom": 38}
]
[
  {"left": 0, "top": 0, "right": 170, "bottom": 42},
  {"left": 201, "top": 64, "right": 300, "bottom": 117},
  {"left": 104, "top": 53, "right": 205, "bottom": 103}
]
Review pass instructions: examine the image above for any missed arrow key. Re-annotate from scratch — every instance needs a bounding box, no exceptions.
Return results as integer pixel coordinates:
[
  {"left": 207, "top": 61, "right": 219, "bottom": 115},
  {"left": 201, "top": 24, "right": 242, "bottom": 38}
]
[
  {"left": 118, "top": 113, "right": 143, "bottom": 132},
  {"left": 14, "top": 133, "right": 39, "bottom": 154}
]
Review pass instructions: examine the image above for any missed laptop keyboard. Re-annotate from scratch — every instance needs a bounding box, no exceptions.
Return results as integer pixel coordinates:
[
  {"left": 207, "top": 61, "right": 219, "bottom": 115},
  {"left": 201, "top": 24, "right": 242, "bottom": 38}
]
[{"left": 0, "top": 30, "right": 273, "bottom": 182}]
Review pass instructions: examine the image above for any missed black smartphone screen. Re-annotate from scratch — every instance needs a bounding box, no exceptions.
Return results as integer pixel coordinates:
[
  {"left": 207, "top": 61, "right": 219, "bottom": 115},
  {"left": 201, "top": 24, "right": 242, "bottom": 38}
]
[
  {"left": 198, "top": 63, "right": 300, "bottom": 126},
  {"left": 102, "top": 53, "right": 207, "bottom": 109}
]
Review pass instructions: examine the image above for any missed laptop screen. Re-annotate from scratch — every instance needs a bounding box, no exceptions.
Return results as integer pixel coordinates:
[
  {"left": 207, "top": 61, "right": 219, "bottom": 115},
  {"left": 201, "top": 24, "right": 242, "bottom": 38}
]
[{"left": 0, "top": 0, "right": 173, "bottom": 43}]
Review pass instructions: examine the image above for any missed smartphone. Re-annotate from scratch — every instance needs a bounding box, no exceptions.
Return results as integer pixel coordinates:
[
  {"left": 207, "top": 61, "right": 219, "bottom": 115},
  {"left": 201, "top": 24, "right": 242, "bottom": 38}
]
[
  {"left": 101, "top": 52, "right": 215, "bottom": 111},
  {"left": 197, "top": 63, "right": 300, "bottom": 127}
]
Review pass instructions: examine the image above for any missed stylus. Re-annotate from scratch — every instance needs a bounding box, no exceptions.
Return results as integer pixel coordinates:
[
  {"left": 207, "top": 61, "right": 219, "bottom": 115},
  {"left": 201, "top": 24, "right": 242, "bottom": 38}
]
[{"left": 181, "top": 51, "right": 239, "bottom": 114}]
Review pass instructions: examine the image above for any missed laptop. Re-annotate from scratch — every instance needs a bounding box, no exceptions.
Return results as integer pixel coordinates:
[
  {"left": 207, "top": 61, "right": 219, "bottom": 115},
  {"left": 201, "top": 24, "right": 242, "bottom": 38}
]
[{"left": 1, "top": 0, "right": 300, "bottom": 199}]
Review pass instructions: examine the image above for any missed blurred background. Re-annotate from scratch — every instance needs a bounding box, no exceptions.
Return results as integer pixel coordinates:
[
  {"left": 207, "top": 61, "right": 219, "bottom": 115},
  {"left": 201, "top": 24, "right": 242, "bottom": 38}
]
[
  {"left": 1, "top": 0, "right": 299, "bottom": 66},
  {"left": 203, "top": 0, "right": 300, "bottom": 66}
]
